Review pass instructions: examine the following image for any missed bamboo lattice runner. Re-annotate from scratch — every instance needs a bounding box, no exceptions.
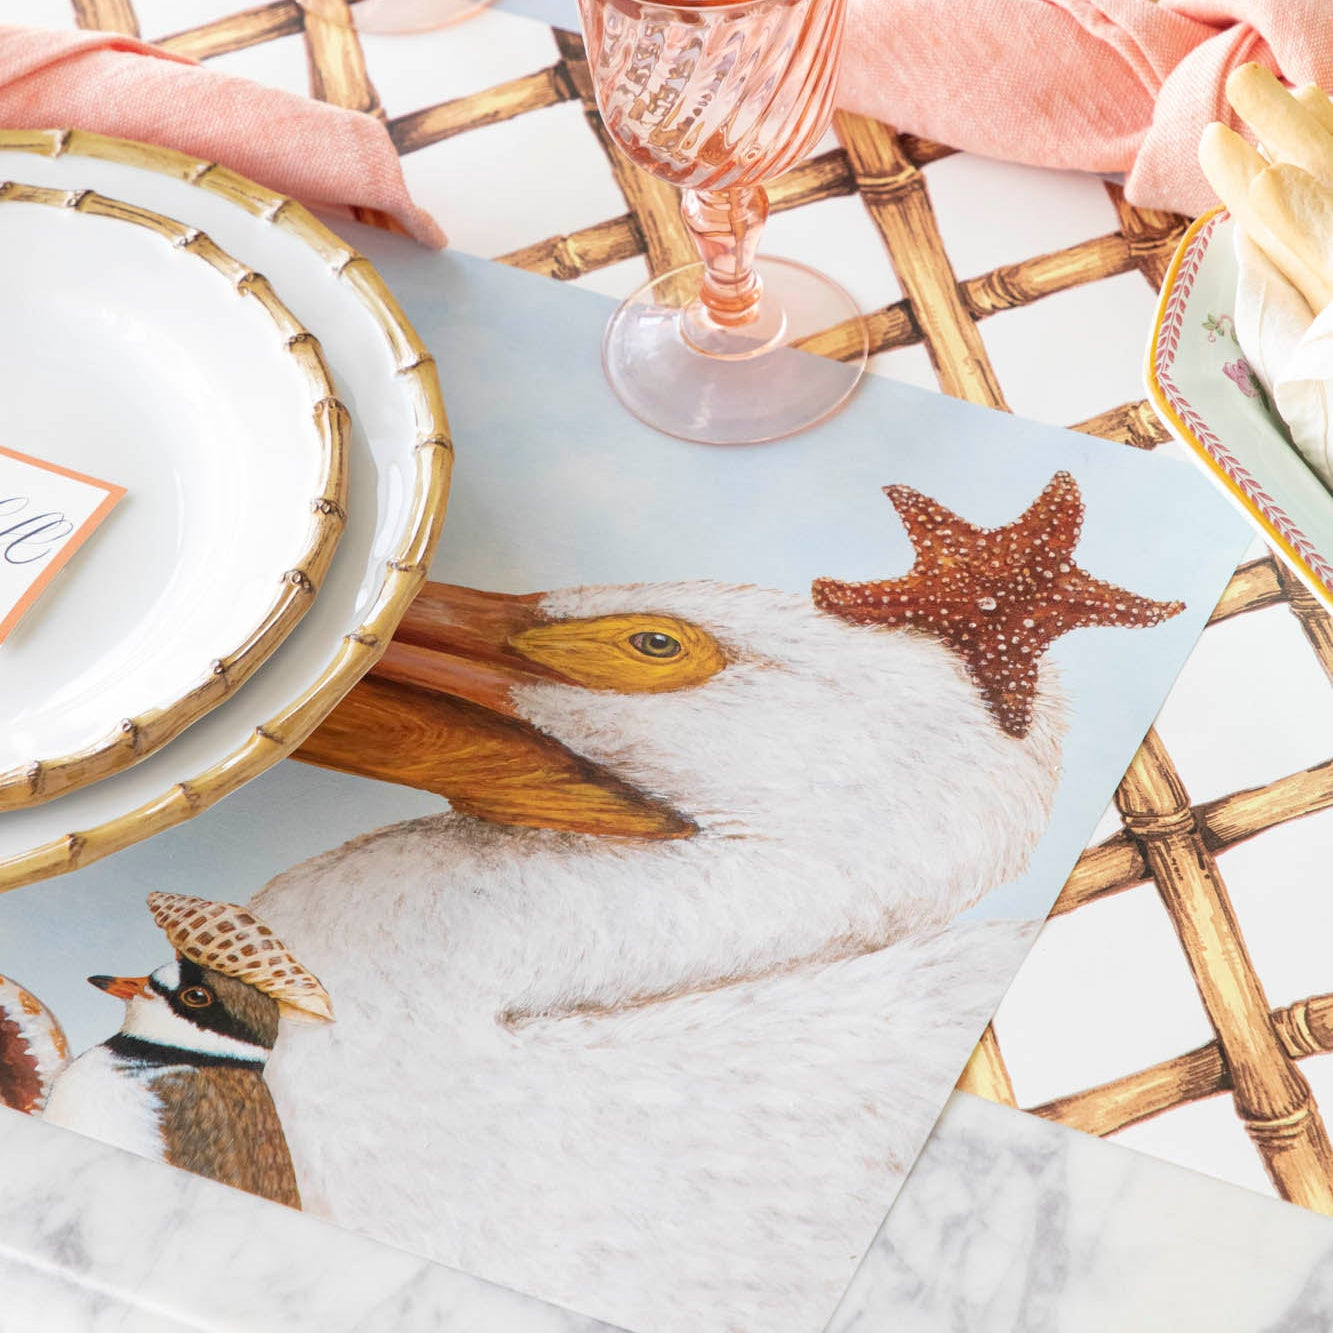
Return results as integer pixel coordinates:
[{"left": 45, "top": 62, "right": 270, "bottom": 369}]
[{"left": 66, "top": 0, "right": 1333, "bottom": 1217}]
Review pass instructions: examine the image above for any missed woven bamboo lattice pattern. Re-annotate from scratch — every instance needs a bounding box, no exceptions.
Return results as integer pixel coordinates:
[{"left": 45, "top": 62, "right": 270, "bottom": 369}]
[{"left": 64, "top": 0, "right": 1333, "bottom": 1212}]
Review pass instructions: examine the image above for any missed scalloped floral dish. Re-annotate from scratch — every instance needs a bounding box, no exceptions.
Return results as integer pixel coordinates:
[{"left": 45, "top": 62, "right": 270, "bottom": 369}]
[{"left": 1146, "top": 206, "right": 1333, "bottom": 612}]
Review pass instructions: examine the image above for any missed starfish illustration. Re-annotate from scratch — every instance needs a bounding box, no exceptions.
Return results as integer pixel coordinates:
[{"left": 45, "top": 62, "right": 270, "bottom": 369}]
[{"left": 812, "top": 472, "right": 1185, "bottom": 739}]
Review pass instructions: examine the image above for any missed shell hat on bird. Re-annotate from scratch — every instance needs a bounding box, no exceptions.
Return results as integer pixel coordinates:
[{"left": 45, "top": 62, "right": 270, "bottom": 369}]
[{"left": 145, "top": 892, "right": 334, "bottom": 1026}]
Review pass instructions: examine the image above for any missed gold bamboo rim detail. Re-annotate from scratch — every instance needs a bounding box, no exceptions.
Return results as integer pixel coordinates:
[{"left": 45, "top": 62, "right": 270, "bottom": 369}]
[
  {"left": 0, "top": 128, "right": 452, "bottom": 890},
  {"left": 0, "top": 180, "right": 350, "bottom": 811}
]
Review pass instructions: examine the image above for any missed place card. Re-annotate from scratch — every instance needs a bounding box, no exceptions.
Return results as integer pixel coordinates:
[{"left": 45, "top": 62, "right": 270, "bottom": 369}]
[{"left": 0, "top": 445, "right": 125, "bottom": 644}]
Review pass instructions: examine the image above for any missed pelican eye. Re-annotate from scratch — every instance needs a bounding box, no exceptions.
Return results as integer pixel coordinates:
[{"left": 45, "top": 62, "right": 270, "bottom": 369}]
[
  {"left": 628, "top": 631, "right": 682, "bottom": 659},
  {"left": 180, "top": 986, "right": 213, "bottom": 1009},
  {"left": 508, "top": 614, "right": 723, "bottom": 692}
]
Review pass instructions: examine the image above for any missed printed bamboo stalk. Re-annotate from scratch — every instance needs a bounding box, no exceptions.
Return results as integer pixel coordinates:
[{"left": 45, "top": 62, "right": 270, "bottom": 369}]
[
  {"left": 1209, "top": 556, "right": 1285, "bottom": 623},
  {"left": 1272, "top": 559, "right": 1333, "bottom": 686},
  {"left": 72, "top": 0, "right": 139, "bottom": 33},
  {"left": 793, "top": 303, "right": 919, "bottom": 363},
  {"left": 962, "top": 233, "right": 1139, "bottom": 319},
  {"left": 509, "top": 219, "right": 1141, "bottom": 338},
  {"left": 768, "top": 150, "right": 858, "bottom": 208},
  {"left": 390, "top": 67, "right": 577, "bottom": 155},
  {"left": 1116, "top": 727, "right": 1333, "bottom": 1212},
  {"left": 1070, "top": 399, "right": 1171, "bottom": 450},
  {"left": 1199, "top": 757, "right": 1333, "bottom": 852},
  {"left": 1051, "top": 831, "right": 1144, "bottom": 915},
  {"left": 1054, "top": 755, "right": 1333, "bottom": 914},
  {"left": 154, "top": 2, "right": 305, "bottom": 59},
  {"left": 896, "top": 134, "right": 956, "bottom": 168},
  {"left": 503, "top": 146, "right": 1140, "bottom": 354},
  {"left": 1049, "top": 548, "right": 1314, "bottom": 920},
  {"left": 1105, "top": 182, "right": 1188, "bottom": 290},
  {"left": 498, "top": 151, "right": 858, "bottom": 283},
  {"left": 499, "top": 215, "right": 645, "bottom": 282},
  {"left": 803, "top": 228, "right": 1144, "bottom": 363},
  {"left": 300, "top": 0, "right": 382, "bottom": 120},
  {"left": 774, "top": 137, "right": 956, "bottom": 193},
  {"left": 553, "top": 30, "right": 698, "bottom": 289},
  {"left": 1032, "top": 990, "right": 1333, "bottom": 1138},
  {"left": 1033, "top": 1042, "right": 1228, "bottom": 1138},
  {"left": 955, "top": 1024, "right": 1017, "bottom": 1105},
  {"left": 833, "top": 110, "right": 1007, "bottom": 407}
]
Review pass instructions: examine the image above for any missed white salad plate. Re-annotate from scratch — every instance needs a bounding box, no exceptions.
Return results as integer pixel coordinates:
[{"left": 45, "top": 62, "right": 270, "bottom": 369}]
[
  {"left": 0, "top": 181, "right": 347, "bottom": 811},
  {"left": 1147, "top": 207, "right": 1333, "bottom": 612},
  {"left": 0, "top": 131, "right": 451, "bottom": 890}
]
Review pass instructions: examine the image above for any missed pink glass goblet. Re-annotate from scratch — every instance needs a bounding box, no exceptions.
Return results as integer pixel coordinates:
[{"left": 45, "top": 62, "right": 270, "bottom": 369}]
[{"left": 578, "top": 0, "right": 868, "bottom": 445}]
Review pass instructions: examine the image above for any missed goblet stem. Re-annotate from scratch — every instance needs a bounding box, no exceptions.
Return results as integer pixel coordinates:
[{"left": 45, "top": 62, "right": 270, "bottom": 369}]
[
  {"left": 586, "top": 0, "right": 866, "bottom": 442},
  {"left": 680, "top": 185, "right": 770, "bottom": 331}
]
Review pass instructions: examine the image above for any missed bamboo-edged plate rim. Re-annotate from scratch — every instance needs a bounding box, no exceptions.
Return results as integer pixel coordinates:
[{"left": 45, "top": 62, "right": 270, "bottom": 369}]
[
  {"left": 0, "top": 180, "right": 350, "bottom": 812},
  {"left": 1146, "top": 205, "right": 1333, "bottom": 616},
  {"left": 0, "top": 128, "right": 452, "bottom": 890}
]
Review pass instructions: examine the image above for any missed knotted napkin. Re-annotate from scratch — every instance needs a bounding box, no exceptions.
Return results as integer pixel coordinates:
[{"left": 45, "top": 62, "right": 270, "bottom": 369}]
[
  {"left": 0, "top": 25, "right": 444, "bottom": 247},
  {"left": 840, "top": 0, "right": 1333, "bottom": 217}
]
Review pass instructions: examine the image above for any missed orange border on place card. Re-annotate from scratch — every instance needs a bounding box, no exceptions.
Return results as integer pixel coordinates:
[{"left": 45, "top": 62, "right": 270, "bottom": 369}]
[{"left": 0, "top": 444, "right": 127, "bottom": 644}]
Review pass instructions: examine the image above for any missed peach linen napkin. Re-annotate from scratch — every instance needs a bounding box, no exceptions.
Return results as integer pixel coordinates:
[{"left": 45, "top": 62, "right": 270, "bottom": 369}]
[
  {"left": 840, "top": 0, "right": 1333, "bottom": 217},
  {"left": 0, "top": 26, "right": 444, "bottom": 247}
]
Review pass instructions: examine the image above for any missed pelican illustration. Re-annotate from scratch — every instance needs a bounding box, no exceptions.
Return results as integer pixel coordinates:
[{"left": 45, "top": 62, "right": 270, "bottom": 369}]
[{"left": 254, "top": 475, "right": 1181, "bottom": 1331}]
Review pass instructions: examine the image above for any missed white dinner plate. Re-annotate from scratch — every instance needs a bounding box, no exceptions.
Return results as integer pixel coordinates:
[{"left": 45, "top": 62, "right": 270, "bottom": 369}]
[
  {"left": 0, "top": 131, "right": 452, "bottom": 889},
  {"left": 0, "top": 181, "right": 347, "bottom": 810}
]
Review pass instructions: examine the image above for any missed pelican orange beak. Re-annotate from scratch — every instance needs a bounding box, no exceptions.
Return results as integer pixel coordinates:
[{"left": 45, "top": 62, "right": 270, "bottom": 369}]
[
  {"left": 371, "top": 584, "right": 567, "bottom": 721},
  {"left": 296, "top": 583, "right": 696, "bottom": 841},
  {"left": 88, "top": 974, "right": 151, "bottom": 1001}
]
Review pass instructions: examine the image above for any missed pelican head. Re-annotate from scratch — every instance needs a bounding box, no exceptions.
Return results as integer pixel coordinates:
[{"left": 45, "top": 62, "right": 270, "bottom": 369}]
[{"left": 349, "top": 577, "right": 1067, "bottom": 938}]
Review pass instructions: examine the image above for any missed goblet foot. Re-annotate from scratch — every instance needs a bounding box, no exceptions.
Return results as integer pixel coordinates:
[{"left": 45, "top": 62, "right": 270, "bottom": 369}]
[{"left": 602, "top": 257, "right": 868, "bottom": 446}]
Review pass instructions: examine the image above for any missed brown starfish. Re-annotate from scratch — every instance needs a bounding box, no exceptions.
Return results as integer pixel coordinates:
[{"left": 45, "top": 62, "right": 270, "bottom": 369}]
[{"left": 812, "top": 472, "right": 1185, "bottom": 739}]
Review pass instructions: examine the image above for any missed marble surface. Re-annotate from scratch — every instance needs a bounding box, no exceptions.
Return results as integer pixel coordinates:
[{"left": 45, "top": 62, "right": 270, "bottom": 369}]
[
  {"left": 0, "top": 1108, "right": 618, "bottom": 1333},
  {"left": 828, "top": 1092, "right": 1333, "bottom": 1333},
  {"left": 19, "top": 1080, "right": 1333, "bottom": 1333}
]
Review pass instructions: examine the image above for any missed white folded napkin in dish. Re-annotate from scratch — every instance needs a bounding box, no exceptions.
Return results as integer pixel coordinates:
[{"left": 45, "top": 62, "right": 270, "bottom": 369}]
[{"left": 1234, "top": 227, "right": 1333, "bottom": 487}]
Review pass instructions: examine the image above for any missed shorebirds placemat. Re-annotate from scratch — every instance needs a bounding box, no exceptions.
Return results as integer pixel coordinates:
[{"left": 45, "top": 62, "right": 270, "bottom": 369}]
[{"left": 0, "top": 242, "right": 1249, "bottom": 1333}]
